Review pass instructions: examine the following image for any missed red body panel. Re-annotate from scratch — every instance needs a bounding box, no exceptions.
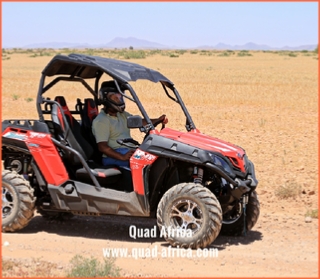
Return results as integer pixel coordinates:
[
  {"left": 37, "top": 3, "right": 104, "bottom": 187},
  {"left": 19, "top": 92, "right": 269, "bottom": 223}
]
[
  {"left": 159, "top": 128, "right": 246, "bottom": 172},
  {"left": 3, "top": 128, "right": 69, "bottom": 185},
  {"left": 130, "top": 148, "right": 158, "bottom": 195}
]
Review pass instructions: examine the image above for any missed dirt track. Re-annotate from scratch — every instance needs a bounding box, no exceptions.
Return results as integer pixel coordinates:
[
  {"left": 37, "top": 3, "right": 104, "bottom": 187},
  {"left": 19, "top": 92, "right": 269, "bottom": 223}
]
[{"left": 2, "top": 202, "right": 318, "bottom": 277}]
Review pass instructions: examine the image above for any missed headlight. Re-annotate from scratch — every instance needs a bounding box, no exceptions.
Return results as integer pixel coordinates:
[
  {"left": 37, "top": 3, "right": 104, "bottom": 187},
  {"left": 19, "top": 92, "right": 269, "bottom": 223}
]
[{"left": 209, "top": 153, "right": 233, "bottom": 175}]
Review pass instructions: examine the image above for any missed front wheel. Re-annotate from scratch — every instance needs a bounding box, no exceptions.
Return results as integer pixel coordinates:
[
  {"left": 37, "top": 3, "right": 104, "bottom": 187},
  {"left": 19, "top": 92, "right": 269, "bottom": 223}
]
[
  {"left": 220, "top": 190, "right": 260, "bottom": 236},
  {"left": 2, "top": 170, "right": 36, "bottom": 232},
  {"left": 157, "top": 183, "right": 222, "bottom": 249}
]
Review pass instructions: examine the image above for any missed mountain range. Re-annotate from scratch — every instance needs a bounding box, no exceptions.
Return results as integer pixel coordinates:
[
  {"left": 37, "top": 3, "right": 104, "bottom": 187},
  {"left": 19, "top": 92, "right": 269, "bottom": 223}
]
[{"left": 13, "top": 37, "right": 317, "bottom": 51}]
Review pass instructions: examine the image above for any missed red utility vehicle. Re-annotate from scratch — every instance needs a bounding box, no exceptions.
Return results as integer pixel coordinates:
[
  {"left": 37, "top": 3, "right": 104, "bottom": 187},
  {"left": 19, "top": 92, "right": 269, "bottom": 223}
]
[{"left": 2, "top": 54, "right": 259, "bottom": 248}]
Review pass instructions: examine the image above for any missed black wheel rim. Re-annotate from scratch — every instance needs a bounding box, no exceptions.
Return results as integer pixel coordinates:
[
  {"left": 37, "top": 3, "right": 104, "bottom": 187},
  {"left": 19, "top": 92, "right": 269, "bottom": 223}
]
[
  {"left": 169, "top": 199, "right": 203, "bottom": 234},
  {"left": 222, "top": 202, "right": 243, "bottom": 224},
  {"left": 2, "top": 186, "right": 16, "bottom": 220}
]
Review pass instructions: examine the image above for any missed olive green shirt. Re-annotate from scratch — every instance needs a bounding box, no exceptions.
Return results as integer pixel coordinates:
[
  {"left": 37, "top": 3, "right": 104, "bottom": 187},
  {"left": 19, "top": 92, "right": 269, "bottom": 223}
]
[{"left": 92, "top": 110, "right": 132, "bottom": 156}]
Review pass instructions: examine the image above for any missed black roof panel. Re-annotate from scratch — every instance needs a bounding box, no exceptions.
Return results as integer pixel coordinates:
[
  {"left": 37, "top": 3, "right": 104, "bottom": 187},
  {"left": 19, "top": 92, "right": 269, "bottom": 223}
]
[{"left": 42, "top": 53, "right": 173, "bottom": 85}]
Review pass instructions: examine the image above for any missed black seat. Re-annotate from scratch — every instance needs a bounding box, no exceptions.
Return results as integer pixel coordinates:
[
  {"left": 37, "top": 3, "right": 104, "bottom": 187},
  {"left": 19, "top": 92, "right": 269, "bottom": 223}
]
[
  {"left": 52, "top": 96, "right": 94, "bottom": 164},
  {"left": 76, "top": 167, "right": 121, "bottom": 187},
  {"left": 80, "top": 98, "right": 101, "bottom": 163},
  {"left": 51, "top": 96, "right": 126, "bottom": 189},
  {"left": 81, "top": 98, "right": 98, "bottom": 129}
]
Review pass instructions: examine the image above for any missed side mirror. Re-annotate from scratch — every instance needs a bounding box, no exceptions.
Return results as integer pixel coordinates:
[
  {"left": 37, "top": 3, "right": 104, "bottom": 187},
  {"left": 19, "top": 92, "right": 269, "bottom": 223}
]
[{"left": 127, "top": 115, "right": 143, "bottom": 129}]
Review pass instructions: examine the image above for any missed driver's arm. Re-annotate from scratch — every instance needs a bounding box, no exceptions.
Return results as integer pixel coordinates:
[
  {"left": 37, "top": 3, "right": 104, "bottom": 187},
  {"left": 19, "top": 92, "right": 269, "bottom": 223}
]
[
  {"left": 142, "top": 114, "right": 168, "bottom": 126},
  {"left": 97, "top": 142, "right": 134, "bottom": 161}
]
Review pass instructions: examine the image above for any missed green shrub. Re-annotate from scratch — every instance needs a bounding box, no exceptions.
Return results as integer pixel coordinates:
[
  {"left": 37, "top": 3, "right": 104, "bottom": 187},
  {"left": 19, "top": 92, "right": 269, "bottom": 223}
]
[
  {"left": 66, "top": 255, "right": 120, "bottom": 278},
  {"left": 122, "top": 50, "right": 146, "bottom": 59},
  {"left": 288, "top": 52, "right": 297, "bottom": 57},
  {"left": 237, "top": 51, "right": 253, "bottom": 57},
  {"left": 2, "top": 54, "right": 11, "bottom": 60},
  {"left": 217, "top": 51, "right": 232, "bottom": 57},
  {"left": 169, "top": 53, "right": 179, "bottom": 58},
  {"left": 12, "top": 94, "right": 20, "bottom": 100},
  {"left": 305, "top": 208, "right": 318, "bottom": 219},
  {"left": 175, "top": 49, "right": 186, "bottom": 55},
  {"left": 149, "top": 49, "right": 162, "bottom": 56}
]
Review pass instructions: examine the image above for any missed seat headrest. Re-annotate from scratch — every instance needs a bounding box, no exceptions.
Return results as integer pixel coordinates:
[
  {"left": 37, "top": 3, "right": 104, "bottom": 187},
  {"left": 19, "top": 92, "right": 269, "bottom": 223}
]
[
  {"left": 55, "top": 96, "right": 67, "bottom": 107},
  {"left": 84, "top": 98, "right": 98, "bottom": 121},
  {"left": 54, "top": 96, "right": 73, "bottom": 126}
]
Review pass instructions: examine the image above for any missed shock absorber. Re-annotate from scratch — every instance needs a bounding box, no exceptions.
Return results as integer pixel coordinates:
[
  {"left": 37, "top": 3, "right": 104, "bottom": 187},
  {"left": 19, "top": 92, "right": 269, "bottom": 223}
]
[
  {"left": 23, "top": 158, "right": 29, "bottom": 180},
  {"left": 242, "top": 194, "right": 249, "bottom": 236},
  {"left": 193, "top": 166, "right": 204, "bottom": 184}
]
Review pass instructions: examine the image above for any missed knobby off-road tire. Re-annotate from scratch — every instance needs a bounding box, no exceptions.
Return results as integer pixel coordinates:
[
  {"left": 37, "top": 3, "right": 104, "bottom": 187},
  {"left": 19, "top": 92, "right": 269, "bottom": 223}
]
[
  {"left": 157, "top": 183, "right": 222, "bottom": 249},
  {"left": 220, "top": 190, "right": 260, "bottom": 236},
  {"left": 2, "top": 170, "right": 36, "bottom": 232}
]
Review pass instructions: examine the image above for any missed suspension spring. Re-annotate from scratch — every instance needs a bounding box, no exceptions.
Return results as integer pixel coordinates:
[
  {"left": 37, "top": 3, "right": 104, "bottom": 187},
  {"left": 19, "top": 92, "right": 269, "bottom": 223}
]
[{"left": 193, "top": 167, "right": 204, "bottom": 184}]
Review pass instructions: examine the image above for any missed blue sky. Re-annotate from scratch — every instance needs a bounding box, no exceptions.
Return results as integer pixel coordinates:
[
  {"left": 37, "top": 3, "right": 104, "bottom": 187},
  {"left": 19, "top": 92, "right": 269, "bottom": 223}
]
[{"left": 2, "top": 2, "right": 318, "bottom": 48}]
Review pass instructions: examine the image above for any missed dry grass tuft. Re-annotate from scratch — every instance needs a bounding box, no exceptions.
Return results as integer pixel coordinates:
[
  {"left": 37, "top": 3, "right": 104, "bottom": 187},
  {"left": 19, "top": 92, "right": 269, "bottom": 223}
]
[
  {"left": 275, "top": 181, "right": 302, "bottom": 199},
  {"left": 2, "top": 258, "right": 59, "bottom": 277}
]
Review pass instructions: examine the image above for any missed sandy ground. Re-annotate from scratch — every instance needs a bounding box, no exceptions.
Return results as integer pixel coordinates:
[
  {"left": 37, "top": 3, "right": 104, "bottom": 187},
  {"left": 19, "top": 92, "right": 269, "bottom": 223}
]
[
  {"left": 1, "top": 51, "right": 318, "bottom": 277},
  {"left": 2, "top": 200, "right": 318, "bottom": 277}
]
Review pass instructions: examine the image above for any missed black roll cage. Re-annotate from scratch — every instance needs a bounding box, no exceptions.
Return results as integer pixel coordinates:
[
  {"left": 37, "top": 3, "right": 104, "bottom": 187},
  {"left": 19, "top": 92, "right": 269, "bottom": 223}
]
[{"left": 36, "top": 54, "right": 196, "bottom": 133}]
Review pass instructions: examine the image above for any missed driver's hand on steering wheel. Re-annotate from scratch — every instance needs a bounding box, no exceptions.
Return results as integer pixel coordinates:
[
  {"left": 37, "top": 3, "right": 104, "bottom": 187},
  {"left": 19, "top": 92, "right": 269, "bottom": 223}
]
[{"left": 158, "top": 114, "right": 168, "bottom": 124}]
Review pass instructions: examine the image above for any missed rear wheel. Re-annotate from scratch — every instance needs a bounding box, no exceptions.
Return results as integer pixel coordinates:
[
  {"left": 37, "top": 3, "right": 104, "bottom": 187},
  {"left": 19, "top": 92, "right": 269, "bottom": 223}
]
[
  {"left": 220, "top": 190, "right": 260, "bottom": 236},
  {"left": 2, "top": 170, "right": 36, "bottom": 232},
  {"left": 157, "top": 183, "right": 222, "bottom": 249}
]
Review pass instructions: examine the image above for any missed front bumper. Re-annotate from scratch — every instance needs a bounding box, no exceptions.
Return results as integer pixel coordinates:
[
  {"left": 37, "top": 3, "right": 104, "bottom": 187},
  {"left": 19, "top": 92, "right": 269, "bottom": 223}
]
[{"left": 206, "top": 159, "right": 258, "bottom": 200}]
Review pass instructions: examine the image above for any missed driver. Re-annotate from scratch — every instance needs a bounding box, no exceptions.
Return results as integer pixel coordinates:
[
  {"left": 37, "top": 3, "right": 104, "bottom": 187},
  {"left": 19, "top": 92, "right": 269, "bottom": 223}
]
[{"left": 92, "top": 81, "right": 168, "bottom": 167}]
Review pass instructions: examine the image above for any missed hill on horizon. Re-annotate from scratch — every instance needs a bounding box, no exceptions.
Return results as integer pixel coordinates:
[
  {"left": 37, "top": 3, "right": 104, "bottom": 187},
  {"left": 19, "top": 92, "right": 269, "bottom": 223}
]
[{"left": 6, "top": 37, "right": 317, "bottom": 51}]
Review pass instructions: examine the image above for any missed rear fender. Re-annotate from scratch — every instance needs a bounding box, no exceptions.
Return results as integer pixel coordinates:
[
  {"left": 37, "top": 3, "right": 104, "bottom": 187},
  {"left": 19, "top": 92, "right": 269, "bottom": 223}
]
[{"left": 2, "top": 126, "right": 69, "bottom": 185}]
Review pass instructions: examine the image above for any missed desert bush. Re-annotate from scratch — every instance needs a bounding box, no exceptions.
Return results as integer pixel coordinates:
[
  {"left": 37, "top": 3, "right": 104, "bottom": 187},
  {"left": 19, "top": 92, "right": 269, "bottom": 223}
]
[
  {"left": 275, "top": 181, "right": 301, "bottom": 199},
  {"left": 175, "top": 49, "right": 187, "bottom": 55},
  {"left": 169, "top": 53, "right": 179, "bottom": 58},
  {"left": 84, "top": 48, "right": 96, "bottom": 56},
  {"left": 2, "top": 258, "right": 58, "bottom": 277},
  {"left": 200, "top": 50, "right": 213, "bottom": 56},
  {"left": 305, "top": 208, "right": 318, "bottom": 218},
  {"left": 217, "top": 51, "right": 232, "bottom": 57},
  {"left": 66, "top": 255, "right": 120, "bottom": 278},
  {"left": 2, "top": 53, "right": 10, "bottom": 60},
  {"left": 120, "top": 50, "right": 146, "bottom": 59},
  {"left": 288, "top": 52, "right": 297, "bottom": 57},
  {"left": 12, "top": 94, "right": 20, "bottom": 100},
  {"left": 148, "top": 49, "right": 162, "bottom": 56},
  {"left": 237, "top": 50, "right": 253, "bottom": 57}
]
